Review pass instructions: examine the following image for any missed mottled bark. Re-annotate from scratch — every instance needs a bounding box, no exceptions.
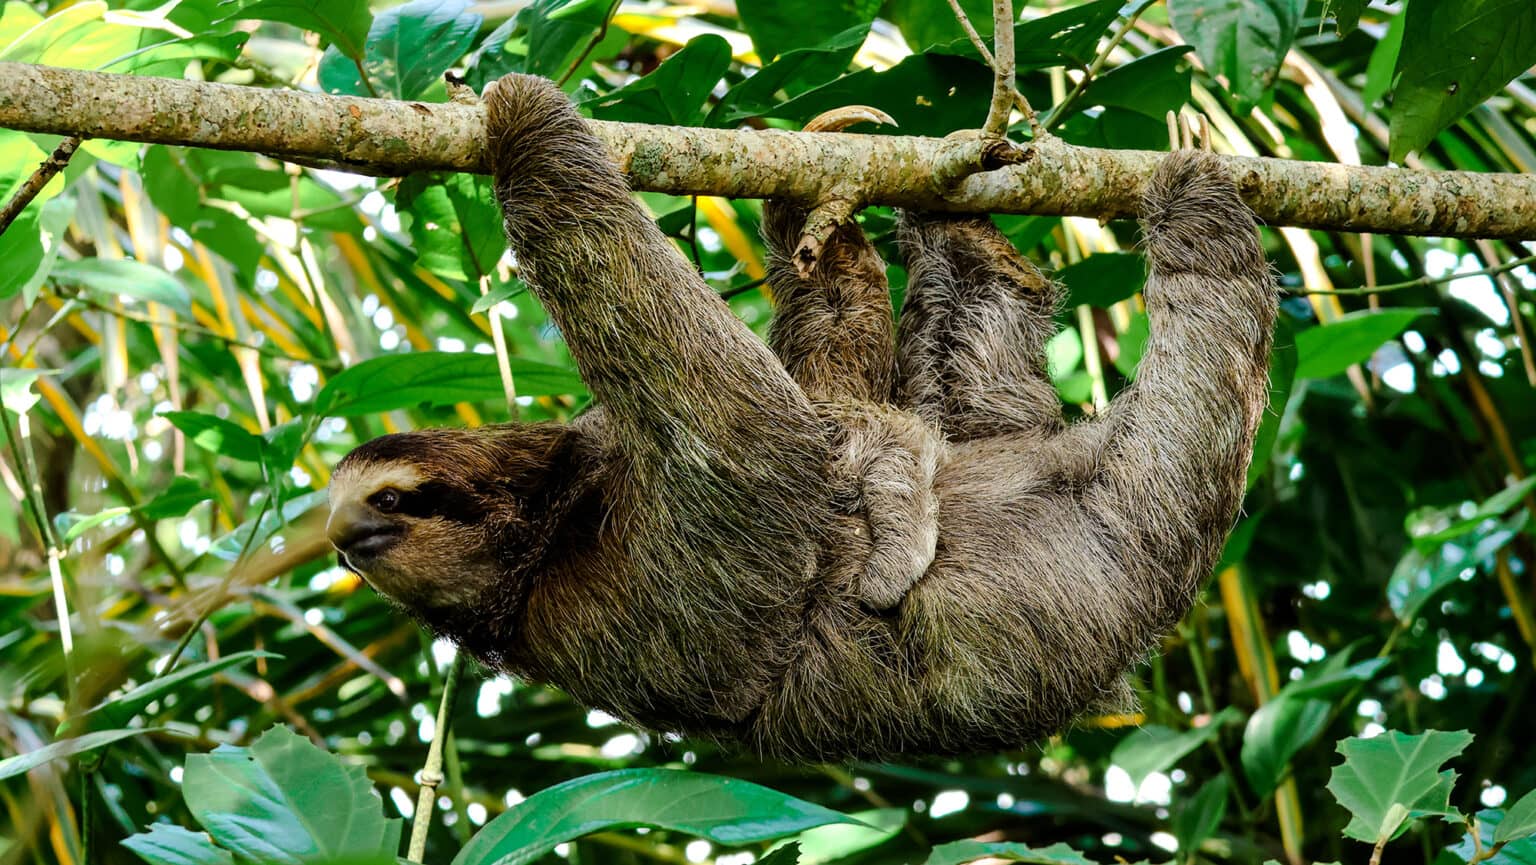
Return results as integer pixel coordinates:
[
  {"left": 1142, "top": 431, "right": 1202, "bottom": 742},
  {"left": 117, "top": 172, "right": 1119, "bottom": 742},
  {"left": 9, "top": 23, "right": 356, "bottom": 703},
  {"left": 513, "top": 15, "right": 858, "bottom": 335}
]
[{"left": 1, "top": 62, "right": 1533, "bottom": 239}]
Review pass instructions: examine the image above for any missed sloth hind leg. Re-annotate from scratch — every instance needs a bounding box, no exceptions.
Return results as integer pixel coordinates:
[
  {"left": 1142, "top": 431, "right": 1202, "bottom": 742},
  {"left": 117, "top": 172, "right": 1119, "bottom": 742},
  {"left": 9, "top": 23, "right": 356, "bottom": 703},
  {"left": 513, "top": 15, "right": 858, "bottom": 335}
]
[{"left": 895, "top": 215, "right": 1065, "bottom": 441}]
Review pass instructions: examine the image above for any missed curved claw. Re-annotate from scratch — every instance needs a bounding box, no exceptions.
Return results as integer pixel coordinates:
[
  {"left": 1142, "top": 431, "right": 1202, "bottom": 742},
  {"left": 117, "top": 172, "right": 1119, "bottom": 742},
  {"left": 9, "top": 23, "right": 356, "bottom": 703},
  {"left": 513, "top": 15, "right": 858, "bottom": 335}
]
[{"left": 803, "top": 105, "right": 898, "bottom": 134}]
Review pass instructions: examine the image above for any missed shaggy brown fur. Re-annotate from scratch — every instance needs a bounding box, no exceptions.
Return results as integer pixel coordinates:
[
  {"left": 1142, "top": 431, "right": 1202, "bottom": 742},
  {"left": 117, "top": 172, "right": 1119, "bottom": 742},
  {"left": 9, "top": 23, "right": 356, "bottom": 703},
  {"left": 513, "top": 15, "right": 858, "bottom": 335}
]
[{"left": 328, "top": 74, "right": 1277, "bottom": 760}]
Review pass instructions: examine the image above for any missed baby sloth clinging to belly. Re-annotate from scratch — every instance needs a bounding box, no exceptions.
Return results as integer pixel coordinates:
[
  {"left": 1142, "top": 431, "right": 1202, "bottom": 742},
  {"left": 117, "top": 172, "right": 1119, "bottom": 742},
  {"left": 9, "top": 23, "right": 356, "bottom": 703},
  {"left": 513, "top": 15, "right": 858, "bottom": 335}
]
[{"left": 327, "top": 73, "right": 1277, "bottom": 761}]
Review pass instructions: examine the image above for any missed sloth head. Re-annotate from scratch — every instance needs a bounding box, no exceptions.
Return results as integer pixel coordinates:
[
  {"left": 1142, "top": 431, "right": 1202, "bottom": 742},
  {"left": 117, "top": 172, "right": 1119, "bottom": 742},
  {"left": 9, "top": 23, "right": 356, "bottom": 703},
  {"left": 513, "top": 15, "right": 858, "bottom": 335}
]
[{"left": 326, "top": 424, "right": 581, "bottom": 618}]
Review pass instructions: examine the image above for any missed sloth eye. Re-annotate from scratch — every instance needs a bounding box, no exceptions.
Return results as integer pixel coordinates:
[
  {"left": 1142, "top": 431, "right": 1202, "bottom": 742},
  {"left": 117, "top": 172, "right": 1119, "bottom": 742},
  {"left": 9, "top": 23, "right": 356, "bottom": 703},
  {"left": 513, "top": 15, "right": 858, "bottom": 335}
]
[{"left": 371, "top": 488, "right": 401, "bottom": 513}]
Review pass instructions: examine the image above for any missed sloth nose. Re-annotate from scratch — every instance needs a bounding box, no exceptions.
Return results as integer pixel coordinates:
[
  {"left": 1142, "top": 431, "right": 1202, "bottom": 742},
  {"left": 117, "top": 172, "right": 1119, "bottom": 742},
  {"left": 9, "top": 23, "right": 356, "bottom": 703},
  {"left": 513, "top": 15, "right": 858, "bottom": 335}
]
[{"left": 327, "top": 501, "right": 402, "bottom": 561}]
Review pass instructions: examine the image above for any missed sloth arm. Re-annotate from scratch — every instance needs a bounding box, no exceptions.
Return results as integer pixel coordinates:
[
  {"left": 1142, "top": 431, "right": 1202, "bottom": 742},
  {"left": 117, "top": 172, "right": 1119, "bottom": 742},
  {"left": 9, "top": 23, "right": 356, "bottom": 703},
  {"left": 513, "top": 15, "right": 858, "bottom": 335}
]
[{"left": 482, "top": 76, "right": 830, "bottom": 624}]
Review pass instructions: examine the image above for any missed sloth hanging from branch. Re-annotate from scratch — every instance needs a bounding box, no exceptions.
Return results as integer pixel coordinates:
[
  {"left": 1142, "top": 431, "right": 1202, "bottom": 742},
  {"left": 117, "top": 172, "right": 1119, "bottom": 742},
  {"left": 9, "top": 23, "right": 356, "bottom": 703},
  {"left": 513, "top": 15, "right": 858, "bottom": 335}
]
[{"left": 325, "top": 73, "right": 1277, "bottom": 761}]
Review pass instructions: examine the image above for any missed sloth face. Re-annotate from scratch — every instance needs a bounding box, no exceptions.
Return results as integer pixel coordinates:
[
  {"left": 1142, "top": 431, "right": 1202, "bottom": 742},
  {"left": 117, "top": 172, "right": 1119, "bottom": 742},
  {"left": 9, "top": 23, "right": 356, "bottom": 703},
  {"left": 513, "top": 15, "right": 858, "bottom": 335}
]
[{"left": 327, "top": 425, "right": 572, "bottom": 613}]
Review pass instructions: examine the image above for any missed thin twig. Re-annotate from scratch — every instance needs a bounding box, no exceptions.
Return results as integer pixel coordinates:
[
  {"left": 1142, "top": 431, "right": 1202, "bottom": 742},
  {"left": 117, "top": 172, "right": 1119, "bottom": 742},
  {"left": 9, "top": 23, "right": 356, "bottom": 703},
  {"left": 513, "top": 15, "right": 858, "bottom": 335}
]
[
  {"left": 983, "top": 0, "right": 1016, "bottom": 138},
  {"left": 943, "top": 0, "right": 1040, "bottom": 136},
  {"left": 408, "top": 653, "right": 467, "bottom": 863},
  {"left": 0, "top": 135, "right": 81, "bottom": 235},
  {"left": 1044, "top": 0, "right": 1155, "bottom": 131},
  {"left": 1290, "top": 253, "right": 1536, "bottom": 296}
]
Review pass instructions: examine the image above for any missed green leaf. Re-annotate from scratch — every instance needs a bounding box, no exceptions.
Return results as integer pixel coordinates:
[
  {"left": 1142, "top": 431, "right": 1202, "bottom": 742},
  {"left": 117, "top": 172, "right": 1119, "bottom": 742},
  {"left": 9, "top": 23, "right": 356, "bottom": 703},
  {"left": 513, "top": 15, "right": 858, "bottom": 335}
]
[
  {"left": 1495, "top": 789, "right": 1536, "bottom": 844},
  {"left": 929, "top": 0, "right": 1125, "bottom": 71},
  {"left": 315, "top": 352, "right": 586, "bottom": 417},
  {"left": 738, "top": 0, "right": 881, "bottom": 61},
  {"left": 395, "top": 172, "right": 505, "bottom": 280},
  {"left": 452, "top": 768, "right": 862, "bottom": 865},
  {"left": 922, "top": 840, "right": 1098, "bottom": 865},
  {"left": 0, "top": 368, "right": 49, "bottom": 415},
  {"left": 316, "top": 0, "right": 483, "bottom": 100},
  {"left": 1057, "top": 252, "right": 1146, "bottom": 308},
  {"left": 56, "top": 506, "right": 131, "bottom": 543},
  {"left": 49, "top": 259, "right": 191, "bottom": 314},
  {"left": 1248, "top": 315, "right": 1297, "bottom": 488},
  {"left": 522, "top": 0, "right": 615, "bottom": 80},
  {"left": 0, "top": 728, "right": 159, "bottom": 780},
  {"left": 884, "top": 0, "right": 991, "bottom": 52},
  {"left": 1168, "top": 0, "right": 1305, "bottom": 105},
  {"left": 160, "top": 411, "right": 266, "bottom": 463},
  {"left": 769, "top": 53, "right": 993, "bottom": 138},
  {"left": 1327, "top": 0, "right": 1368, "bottom": 34},
  {"left": 136, "top": 476, "right": 216, "bottom": 521},
  {"left": 1293, "top": 308, "right": 1432, "bottom": 380},
  {"left": 183, "top": 725, "right": 401, "bottom": 865},
  {"left": 1452, "top": 810, "right": 1536, "bottom": 865},
  {"left": 711, "top": 25, "right": 868, "bottom": 126},
  {"left": 1241, "top": 654, "right": 1388, "bottom": 794},
  {"left": 1325, "top": 729, "right": 1473, "bottom": 843},
  {"left": 471, "top": 275, "right": 529, "bottom": 315},
  {"left": 1361, "top": 8, "right": 1404, "bottom": 109},
  {"left": 1388, "top": 0, "right": 1536, "bottom": 163},
  {"left": 225, "top": 0, "right": 371, "bottom": 59},
  {"left": 586, "top": 35, "right": 732, "bottom": 126},
  {"left": 1172, "top": 776, "right": 1229, "bottom": 859},
  {"left": 790, "top": 808, "right": 905, "bottom": 864},
  {"left": 1414, "top": 477, "right": 1536, "bottom": 546},
  {"left": 1112, "top": 708, "right": 1241, "bottom": 789},
  {"left": 1114, "top": 313, "right": 1150, "bottom": 379},
  {"left": 122, "top": 824, "right": 234, "bottom": 865},
  {"left": 1387, "top": 511, "right": 1526, "bottom": 623},
  {"left": 64, "top": 651, "right": 278, "bottom": 737},
  {"left": 1067, "top": 46, "right": 1193, "bottom": 121}
]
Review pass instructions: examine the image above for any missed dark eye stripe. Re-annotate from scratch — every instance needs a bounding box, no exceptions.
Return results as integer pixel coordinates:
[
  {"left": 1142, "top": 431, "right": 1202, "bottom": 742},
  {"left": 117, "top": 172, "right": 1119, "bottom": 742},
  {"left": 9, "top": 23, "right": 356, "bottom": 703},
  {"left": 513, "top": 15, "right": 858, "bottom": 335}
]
[{"left": 395, "top": 482, "right": 483, "bottom": 524}]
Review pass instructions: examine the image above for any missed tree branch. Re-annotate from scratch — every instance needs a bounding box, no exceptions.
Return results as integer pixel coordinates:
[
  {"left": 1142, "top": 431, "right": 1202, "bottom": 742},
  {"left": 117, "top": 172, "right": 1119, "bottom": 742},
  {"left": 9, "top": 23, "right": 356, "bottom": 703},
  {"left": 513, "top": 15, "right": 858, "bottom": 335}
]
[
  {"left": 0, "top": 133, "right": 80, "bottom": 235},
  {"left": 2, "top": 63, "right": 1535, "bottom": 239}
]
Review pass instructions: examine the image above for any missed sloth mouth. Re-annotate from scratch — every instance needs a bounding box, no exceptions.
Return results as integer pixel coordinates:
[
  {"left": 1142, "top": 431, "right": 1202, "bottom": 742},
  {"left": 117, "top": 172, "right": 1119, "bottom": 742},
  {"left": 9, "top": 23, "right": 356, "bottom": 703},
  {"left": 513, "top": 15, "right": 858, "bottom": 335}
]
[{"left": 333, "top": 521, "right": 403, "bottom": 567}]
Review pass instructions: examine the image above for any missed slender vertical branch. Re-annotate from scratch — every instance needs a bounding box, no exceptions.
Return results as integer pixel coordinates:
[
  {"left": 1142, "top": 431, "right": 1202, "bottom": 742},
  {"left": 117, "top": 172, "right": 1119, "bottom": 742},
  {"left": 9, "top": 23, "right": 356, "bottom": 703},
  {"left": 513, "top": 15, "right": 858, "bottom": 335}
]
[
  {"left": 407, "top": 653, "right": 466, "bottom": 863},
  {"left": 0, "top": 134, "right": 81, "bottom": 235},
  {"left": 983, "top": 0, "right": 1016, "bottom": 138},
  {"left": 943, "top": 0, "right": 1040, "bottom": 135},
  {"left": 1045, "top": 0, "right": 1154, "bottom": 131}
]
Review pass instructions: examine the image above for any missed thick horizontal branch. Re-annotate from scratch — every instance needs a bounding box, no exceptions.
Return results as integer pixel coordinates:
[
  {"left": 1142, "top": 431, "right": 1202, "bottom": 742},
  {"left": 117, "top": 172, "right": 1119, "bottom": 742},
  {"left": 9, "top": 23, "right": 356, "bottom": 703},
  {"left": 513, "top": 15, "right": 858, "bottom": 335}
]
[{"left": 3, "top": 62, "right": 1535, "bottom": 239}]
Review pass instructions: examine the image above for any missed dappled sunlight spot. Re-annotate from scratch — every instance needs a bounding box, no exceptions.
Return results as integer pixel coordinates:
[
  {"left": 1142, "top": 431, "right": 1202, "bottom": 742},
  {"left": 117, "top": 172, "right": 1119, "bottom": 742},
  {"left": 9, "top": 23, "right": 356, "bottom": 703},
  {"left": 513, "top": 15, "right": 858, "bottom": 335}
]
[
  {"left": 1151, "top": 831, "right": 1178, "bottom": 852},
  {"left": 504, "top": 789, "right": 525, "bottom": 808},
  {"left": 391, "top": 787, "right": 414, "bottom": 818},
  {"left": 437, "top": 336, "right": 467, "bottom": 352},
  {"left": 1482, "top": 784, "right": 1507, "bottom": 807},
  {"left": 685, "top": 840, "right": 712, "bottom": 862},
  {"left": 1437, "top": 641, "right": 1467, "bottom": 676},
  {"left": 929, "top": 789, "right": 969, "bottom": 818},
  {"left": 467, "top": 802, "right": 487, "bottom": 825},
  {"left": 600, "top": 733, "right": 642, "bottom": 757},
  {"left": 587, "top": 708, "right": 619, "bottom": 727},
  {"left": 1418, "top": 675, "right": 1447, "bottom": 700}
]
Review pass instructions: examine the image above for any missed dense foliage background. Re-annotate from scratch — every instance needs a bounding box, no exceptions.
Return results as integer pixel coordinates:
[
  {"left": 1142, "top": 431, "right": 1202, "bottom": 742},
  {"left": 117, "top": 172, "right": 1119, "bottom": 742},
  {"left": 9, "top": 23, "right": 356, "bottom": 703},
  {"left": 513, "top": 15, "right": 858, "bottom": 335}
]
[{"left": 3, "top": 1, "right": 1536, "bottom": 864}]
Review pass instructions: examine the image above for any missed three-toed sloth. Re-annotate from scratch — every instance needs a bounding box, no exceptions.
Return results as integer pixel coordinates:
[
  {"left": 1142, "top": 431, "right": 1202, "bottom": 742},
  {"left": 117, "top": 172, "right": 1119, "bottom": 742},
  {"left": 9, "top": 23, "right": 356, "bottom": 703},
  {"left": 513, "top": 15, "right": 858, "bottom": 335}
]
[{"left": 327, "top": 74, "right": 1277, "bottom": 761}]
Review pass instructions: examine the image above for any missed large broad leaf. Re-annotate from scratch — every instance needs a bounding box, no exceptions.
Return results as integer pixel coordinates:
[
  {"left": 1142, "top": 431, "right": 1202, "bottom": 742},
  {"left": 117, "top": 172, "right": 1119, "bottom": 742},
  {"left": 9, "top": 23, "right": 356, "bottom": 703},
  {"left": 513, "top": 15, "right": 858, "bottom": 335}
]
[
  {"left": 62, "top": 651, "right": 278, "bottom": 736},
  {"left": 316, "top": 0, "right": 482, "bottom": 100},
  {"left": 182, "top": 725, "right": 401, "bottom": 865},
  {"left": 1167, "top": 0, "right": 1305, "bottom": 105},
  {"left": 1327, "top": 0, "right": 1368, "bottom": 34},
  {"left": 1451, "top": 810, "right": 1536, "bottom": 865},
  {"left": 137, "top": 475, "right": 217, "bottom": 521},
  {"left": 160, "top": 411, "right": 266, "bottom": 463},
  {"left": 922, "top": 840, "right": 1097, "bottom": 865},
  {"left": 1112, "top": 708, "right": 1242, "bottom": 788},
  {"left": 769, "top": 52, "right": 993, "bottom": 138},
  {"left": 1498, "top": 790, "right": 1536, "bottom": 845},
  {"left": 1057, "top": 252, "right": 1145, "bottom": 309},
  {"left": 1387, "top": 511, "right": 1526, "bottom": 623},
  {"left": 1065, "top": 46, "right": 1193, "bottom": 120},
  {"left": 48, "top": 259, "right": 191, "bottom": 314},
  {"left": 586, "top": 34, "right": 733, "bottom": 127},
  {"left": 1326, "top": 729, "right": 1472, "bottom": 844},
  {"left": 738, "top": 0, "right": 881, "bottom": 61},
  {"left": 710, "top": 25, "right": 868, "bottom": 126},
  {"left": 1388, "top": 0, "right": 1536, "bottom": 162},
  {"left": 787, "top": 808, "right": 906, "bottom": 865},
  {"left": 452, "top": 768, "right": 863, "bottom": 865},
  {"left": 1173, "top": 776, "right": 1229, "bottom": 859},
  {"left": 929, "top": 0, "right": 1124, "bottom": 71},
  {"left": 1293, "top": 308, "right": 1432, "bottom": 380},
  {"left": 225, "top": 0, "right": 371, "bottom": 59},
  {"left": 122, "top": 824, "right": 234, "bottom": 865},
  {"left": 395, "top": 172, "right": 505, "bottom": 281},
  {"left": 315, "top": 352, "right": 586, "bottom": 417},
  {"left": 0, "top": 728, "right": 159, "bottom": 780},
  {"left": 884, "top": 0, "right": 991, "bottom": 52},
  {"left": 1241, "top": 654, "right": 1388, "bottom": 795}
]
